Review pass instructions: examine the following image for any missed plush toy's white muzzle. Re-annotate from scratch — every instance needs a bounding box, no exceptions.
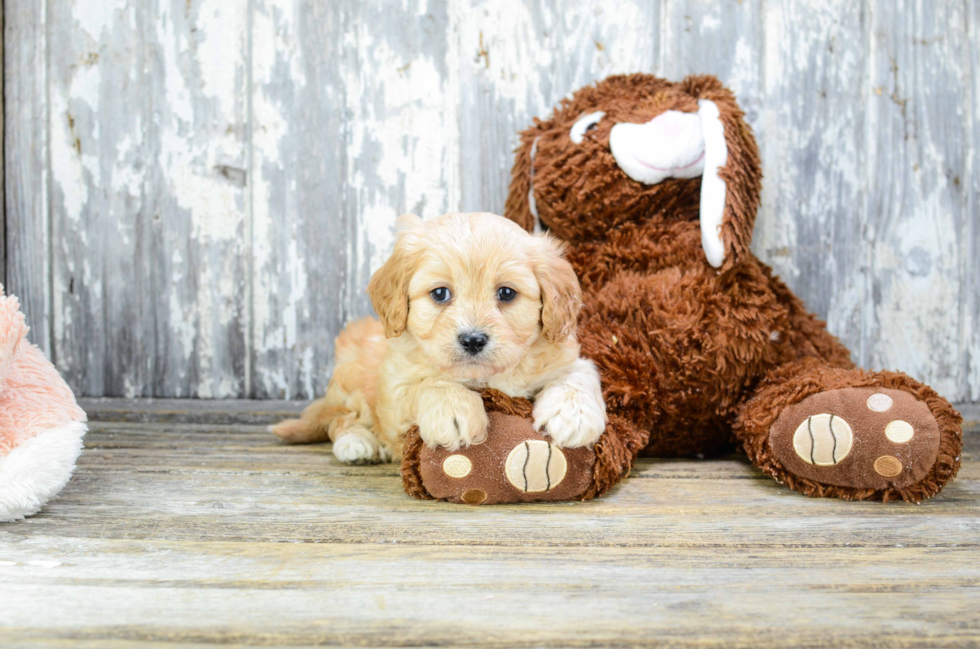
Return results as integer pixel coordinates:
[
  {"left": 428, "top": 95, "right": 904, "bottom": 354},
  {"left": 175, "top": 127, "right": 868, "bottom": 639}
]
[
  {"left": 609, "top": 100, "right": 728, "bottom": 267},
  {"left": 608, "top": 110, "right": 706, "bottom": 184}
]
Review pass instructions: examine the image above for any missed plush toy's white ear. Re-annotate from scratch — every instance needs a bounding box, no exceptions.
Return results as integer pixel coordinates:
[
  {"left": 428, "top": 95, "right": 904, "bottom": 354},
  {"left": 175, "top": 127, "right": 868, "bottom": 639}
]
[
  {"left": 527, "top": 137, "right": 542, "bottom": 233},
  {"left": 697, "top": 99, "right": 728, "bottom": 268}
]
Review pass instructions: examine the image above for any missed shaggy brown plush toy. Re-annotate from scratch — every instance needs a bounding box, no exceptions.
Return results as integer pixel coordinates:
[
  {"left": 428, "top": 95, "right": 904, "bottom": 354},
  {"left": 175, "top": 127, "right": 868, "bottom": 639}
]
[{"left": 485, "top": 73, "right": 961, "bottom": 503}]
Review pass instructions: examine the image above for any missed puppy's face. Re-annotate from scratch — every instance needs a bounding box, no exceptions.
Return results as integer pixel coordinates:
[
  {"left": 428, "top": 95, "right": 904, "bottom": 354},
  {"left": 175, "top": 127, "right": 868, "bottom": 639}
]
[{"left": 368, "top": 212, "right": 580, "bottom": 381}]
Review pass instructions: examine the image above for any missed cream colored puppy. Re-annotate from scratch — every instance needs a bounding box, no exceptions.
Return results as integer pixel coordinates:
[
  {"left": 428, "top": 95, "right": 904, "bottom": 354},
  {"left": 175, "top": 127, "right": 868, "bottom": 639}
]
[{"left": 271, "top": 212, "right": 606, "bottom": 464}]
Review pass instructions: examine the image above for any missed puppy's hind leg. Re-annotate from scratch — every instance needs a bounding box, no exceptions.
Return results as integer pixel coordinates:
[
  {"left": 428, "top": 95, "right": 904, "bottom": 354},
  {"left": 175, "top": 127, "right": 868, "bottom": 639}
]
[
  {"left": 332, "top": 423, "right": 390, "bottom": 465},
  {"left": 272, "top": 387, "right": 389, "bottom": 464},
  {"left": 331, "top": 398, "right": 395, "bottom": 463},
  {"left": 270, "top": 317, "right": 391, "bottom": 463}
]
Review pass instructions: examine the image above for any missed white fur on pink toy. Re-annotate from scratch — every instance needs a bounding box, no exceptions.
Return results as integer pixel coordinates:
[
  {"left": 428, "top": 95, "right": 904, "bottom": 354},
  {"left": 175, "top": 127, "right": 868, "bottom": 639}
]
[{"left": 0, "top": 286, "right": 87, "bottom": 521}]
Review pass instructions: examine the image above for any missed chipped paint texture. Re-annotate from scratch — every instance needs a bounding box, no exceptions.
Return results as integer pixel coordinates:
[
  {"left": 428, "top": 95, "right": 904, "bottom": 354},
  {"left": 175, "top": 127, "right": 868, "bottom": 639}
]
[{"left": 5, "top": 0, "right": 978, "bottom": 400}]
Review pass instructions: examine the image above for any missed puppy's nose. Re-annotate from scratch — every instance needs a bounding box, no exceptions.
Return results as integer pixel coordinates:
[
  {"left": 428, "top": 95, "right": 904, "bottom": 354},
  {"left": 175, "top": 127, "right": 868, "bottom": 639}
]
[{"left": 458, "top": 331, "right": 489, "bottom": 355}]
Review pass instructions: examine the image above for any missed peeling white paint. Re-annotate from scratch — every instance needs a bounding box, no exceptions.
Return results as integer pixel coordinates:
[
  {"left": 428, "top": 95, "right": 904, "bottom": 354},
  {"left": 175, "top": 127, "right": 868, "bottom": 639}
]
[
  {"left": 21, "top": 0, "right": 980, "bottom": 401},
  {"left": 50, "top": 94, "right": 88, "bottom": 224},
  {"left": 701, "top": 15, "right": 721, "bottom": 32},
  {"left": 72, "top": 0, "right": 129, "bottom": 39}
]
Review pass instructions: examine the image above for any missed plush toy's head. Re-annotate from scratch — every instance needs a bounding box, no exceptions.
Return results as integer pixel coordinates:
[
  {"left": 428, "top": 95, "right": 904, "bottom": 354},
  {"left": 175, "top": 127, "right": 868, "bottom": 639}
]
[{"left": 505, "top": 74, "right": 762, "bottom": 268}]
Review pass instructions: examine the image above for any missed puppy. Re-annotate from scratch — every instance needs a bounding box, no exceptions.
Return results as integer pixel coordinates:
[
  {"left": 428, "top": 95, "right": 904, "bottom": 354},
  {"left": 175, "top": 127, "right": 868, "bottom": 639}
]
[{"left": 271, "top": 212, "right": 606, "bottom": 464}]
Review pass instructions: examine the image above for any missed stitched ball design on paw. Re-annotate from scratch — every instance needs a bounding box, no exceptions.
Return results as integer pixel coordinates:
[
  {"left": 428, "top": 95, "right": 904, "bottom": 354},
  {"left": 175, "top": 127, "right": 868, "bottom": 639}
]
[
  {"left": 504, "top": 440, "right": 567, "bottom": 493},
  {"left": 792, "top": 414, "right": 853, "bottom": 466}
]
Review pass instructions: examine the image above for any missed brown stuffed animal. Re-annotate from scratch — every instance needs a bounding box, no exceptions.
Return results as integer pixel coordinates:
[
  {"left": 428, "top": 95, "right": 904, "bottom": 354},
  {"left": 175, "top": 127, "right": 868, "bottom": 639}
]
[{"left": 490, "top": 73, "right": 962, "bottom": 503}]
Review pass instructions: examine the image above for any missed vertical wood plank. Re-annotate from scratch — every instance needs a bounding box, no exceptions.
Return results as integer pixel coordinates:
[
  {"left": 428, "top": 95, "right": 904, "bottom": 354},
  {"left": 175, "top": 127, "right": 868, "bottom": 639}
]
[
  {"left": 249, "top": 0, "right": 347, "bottom": 399},
  {"left": 865, "top": 0, "right": 972, "bottom": 398},
  {"left": 145, "top": 0, "right": 250, "bottom": 398},
  {"left": 48, "top": 1, "right": 147, "bottom": 395},
  {"left": 968, "top": 0, "right": 980, "bottom": 401},
  {"left": 455, "top": 0, "right": 660, "bottom": 216},
  {"left": 757, "top": 1, "right": 868, "bottom": 359},
  {"left": 4, "top": 0, "right": 50, "bottom": 356}
]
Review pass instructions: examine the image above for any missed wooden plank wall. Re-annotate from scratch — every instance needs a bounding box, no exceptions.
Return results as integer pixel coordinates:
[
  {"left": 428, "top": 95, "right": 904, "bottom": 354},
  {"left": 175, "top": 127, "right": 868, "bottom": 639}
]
[{"left": 3, "top": 0, "right": 978, "bottom": 401}]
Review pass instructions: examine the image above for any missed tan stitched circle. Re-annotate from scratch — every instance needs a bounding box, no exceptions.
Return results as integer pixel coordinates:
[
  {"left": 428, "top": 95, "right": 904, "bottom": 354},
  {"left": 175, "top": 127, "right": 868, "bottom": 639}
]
[
  {"left": 504, "top": 440, "right": 567, "bottom": 493},
  {"left": 792, "top": 414, "right": 853, "bottom": 466},
  {"left": 874, "top": 455, "right": 903, "bottom": 477},
  {"left": 866, "top": 393, "right": 893, "bottom": 412},
  {"left": 884, "top": 420, "right": 915, "bottom": 444},
  {"left": 442, "top": 454, "right": 472, "bottom": 478},
  {"left": 461, "top": 489, "right": 487, "bottom": 504}
]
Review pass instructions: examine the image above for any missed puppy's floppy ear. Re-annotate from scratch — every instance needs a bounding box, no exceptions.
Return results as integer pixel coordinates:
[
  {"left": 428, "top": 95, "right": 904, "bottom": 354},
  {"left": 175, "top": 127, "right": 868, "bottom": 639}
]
[
  {"left": 367, "top": 214, "right": 425, "bottom": 338},
  {"left": 532, "top": 234, "right": 582, "bottom": 343}
]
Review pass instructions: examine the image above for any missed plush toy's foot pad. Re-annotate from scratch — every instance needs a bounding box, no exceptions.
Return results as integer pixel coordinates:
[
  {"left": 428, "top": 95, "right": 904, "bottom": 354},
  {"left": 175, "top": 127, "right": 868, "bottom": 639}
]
[
  {"left": 769, "top": 387, "right": 942, "bottom": 491},
  {"left": 416, "top": 411, "right": 595, "bottom": 505}
]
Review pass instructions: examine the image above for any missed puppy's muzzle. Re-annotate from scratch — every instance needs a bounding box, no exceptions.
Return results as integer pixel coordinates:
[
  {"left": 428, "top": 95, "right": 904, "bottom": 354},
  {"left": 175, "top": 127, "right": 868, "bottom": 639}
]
[{"left": 458, "top": 331, "right": 489, "bottom": 356}]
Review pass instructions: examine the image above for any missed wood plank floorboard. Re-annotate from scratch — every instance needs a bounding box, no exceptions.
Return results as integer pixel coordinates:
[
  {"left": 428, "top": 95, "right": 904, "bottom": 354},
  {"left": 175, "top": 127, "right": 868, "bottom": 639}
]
[{"left": 1, "top": 401, "right": 978, "bottom": 647}]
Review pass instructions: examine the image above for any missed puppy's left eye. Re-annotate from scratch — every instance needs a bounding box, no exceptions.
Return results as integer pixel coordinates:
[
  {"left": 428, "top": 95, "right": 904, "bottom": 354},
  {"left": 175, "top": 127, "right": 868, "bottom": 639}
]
[
  {"left": 430, "top": 287, "right": 452, "bottom": 303},
  {"left": 497, "top": 287, "right": 518, "bottom": 303}
]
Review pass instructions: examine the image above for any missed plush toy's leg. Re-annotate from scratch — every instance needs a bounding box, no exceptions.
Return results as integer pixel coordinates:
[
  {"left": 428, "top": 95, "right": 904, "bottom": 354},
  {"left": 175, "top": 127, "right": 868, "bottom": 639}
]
[
  {"left": 734, "top": 359, "right": 962, "bottom": 502},
  {"left": 581, "top": 414, "right": 649, "bottom": 500},
  {"left": 402, "top": 390, "right": 647, "bottom": 504},
  {"left": 0, "top": 420, "right": 87, "bottom": 521}
]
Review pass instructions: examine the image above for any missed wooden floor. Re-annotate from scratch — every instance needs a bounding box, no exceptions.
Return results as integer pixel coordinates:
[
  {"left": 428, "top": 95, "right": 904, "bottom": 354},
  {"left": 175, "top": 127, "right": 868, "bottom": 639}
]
[{"left": 2, "top": 400, "right": 979, "bottom": 648}]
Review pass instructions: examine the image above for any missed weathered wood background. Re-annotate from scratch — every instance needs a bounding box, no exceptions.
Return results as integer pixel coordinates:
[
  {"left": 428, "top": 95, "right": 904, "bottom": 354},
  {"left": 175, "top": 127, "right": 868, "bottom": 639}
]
[{"left": 4, "top": 0, "right": 978, "bottom": 400}]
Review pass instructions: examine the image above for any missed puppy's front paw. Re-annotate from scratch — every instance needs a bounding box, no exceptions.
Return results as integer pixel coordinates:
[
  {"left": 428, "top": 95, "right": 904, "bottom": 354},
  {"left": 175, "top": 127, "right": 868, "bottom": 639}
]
[
  {"left": 533, "top": 383, "right": 607, "bottom": 449},
  {"left": 417, "top": 388, "right": 489, "bottom": 451}
]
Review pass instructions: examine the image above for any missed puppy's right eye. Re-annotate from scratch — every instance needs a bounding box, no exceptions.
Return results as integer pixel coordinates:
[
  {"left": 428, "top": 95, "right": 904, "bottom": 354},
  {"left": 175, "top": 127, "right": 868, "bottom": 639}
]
[{"left": 430, "top": 287, "right": 452, "bottom": 303}]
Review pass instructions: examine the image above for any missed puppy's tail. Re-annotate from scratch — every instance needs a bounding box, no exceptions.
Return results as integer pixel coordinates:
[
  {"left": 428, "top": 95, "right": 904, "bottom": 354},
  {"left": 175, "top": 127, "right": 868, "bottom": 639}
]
[{"left": 270, "top": 396, "right": 338, "bottom": 444}]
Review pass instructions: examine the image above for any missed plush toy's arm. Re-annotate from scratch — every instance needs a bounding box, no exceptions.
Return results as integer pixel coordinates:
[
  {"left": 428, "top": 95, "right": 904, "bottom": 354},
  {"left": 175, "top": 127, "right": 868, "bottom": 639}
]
[{"left": 0, "top": 288, "right": 30, "bottom": 393}]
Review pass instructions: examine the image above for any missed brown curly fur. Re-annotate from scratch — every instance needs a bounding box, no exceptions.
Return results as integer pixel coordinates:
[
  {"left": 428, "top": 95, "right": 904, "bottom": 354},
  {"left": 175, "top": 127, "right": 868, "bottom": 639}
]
[{"left": 501, "top": 73, "right": 962, "bottom": 502}]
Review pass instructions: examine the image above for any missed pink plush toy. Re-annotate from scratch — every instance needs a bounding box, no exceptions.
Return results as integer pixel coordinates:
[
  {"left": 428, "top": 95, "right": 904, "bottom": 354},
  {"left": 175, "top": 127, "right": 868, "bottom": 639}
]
[{"left": 0, "top": 285, "right": 87, "bottom": 521}]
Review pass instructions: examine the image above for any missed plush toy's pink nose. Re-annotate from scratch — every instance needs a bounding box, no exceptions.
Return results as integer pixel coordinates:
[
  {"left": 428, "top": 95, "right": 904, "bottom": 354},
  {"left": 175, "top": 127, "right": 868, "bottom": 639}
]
[
  {"left": 608, "top": 110, "right": 705, "bottom": 185},
  {"left": 648, "top": 110, "right": 694, "bottom": 141}
]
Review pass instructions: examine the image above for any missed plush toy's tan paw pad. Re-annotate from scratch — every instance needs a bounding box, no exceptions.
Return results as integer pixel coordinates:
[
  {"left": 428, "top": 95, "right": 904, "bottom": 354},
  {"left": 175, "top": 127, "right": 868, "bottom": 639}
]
[
  {"left": 792, "top": 414, "right": 853, "bottom": 466},
  {"left": 770, "top": 388, "right": 941, "bottom": 491},
  {"left": 417, "top": 412, "right": 595, "bottom": 504},
  {"left": 505, "top": 440, "right": 568, "bottom": 493}
]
